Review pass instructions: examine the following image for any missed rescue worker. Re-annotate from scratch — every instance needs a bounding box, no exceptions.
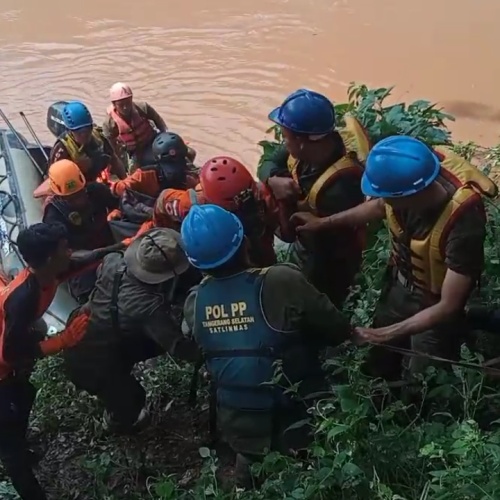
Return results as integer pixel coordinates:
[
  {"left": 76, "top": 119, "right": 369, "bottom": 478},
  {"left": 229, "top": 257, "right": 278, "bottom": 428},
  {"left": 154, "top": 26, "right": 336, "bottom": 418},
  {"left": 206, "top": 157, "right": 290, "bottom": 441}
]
[
  {"left": 109, "top": 131, "right": 199, "bottom": 199},
  {"left": 0, "top": 222, "right": 102, "bottom": 500},
  {"left": 42, "top": 160, "right": 121, "bottom": 303},
  {"left": 181, "top": 204, "right": 352, "bottom": 488},
  {"left": 295, "top": 136, "right": 497, "bottom": 379},
  {"left": 105, "top": 132, "right": 200, "bottom": 242},
  {"left": 63, "top": 228, "right": 200, "bottom": 433},
  {"left": 103, "top": 82, "right": 197, "bottom": 169},
  {"left": 152, "top": 156, "right": 288, "bottom": 266},
  {"left": 49, "top": 100, "right": 127, "bottom": 182},
  {"left": 259, "top": 89, "right": 371, "bottom": 307}
]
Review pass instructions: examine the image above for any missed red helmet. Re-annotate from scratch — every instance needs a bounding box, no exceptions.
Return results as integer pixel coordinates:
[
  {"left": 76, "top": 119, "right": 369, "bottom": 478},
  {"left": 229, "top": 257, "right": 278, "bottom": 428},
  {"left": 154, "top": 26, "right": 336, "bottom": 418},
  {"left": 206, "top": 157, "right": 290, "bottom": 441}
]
[{"left": 200, "top": 156, "right": 255, "bottom": 211}]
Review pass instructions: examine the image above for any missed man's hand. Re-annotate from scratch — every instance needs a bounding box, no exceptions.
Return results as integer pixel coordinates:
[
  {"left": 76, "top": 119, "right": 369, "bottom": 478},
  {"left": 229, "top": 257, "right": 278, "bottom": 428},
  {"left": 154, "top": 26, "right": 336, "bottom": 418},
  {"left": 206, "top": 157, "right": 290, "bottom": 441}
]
[
  {"left": 290, "top": 212, "right": 328, "bottom": 233},
  {"left": 267, "top": 177, "right": 301, "bottom": 202},
  {"left": 353, "top": 326, "right": 399, "bottom": 345}
]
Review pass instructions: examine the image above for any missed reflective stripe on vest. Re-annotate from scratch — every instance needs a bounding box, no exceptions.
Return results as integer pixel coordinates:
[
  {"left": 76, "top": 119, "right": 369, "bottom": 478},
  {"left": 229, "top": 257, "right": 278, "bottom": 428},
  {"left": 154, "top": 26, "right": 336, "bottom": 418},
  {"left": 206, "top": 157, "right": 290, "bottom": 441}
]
[
  {"left": 106, "top": 104, "right": 156, "bottom": 152},
  {"left": 193, "top": 269, "right": 298, "bottom": 410},
  {"left": 386, "top": 151, "right": 497, "bottom": 295},
  {"left": 286, "top": 114, "right": 370, "bottom": 213}
]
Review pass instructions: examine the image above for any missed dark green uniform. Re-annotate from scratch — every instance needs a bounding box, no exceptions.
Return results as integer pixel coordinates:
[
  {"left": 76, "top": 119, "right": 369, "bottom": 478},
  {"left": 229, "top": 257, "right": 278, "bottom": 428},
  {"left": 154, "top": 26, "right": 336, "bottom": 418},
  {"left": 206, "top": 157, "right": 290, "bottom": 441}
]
[
  {"left": 63, "top": 252, "right": 199, "bottom": 427},
  {"left": 259, "top": 144, "right": 364, "bottom": 307},
  {"left": 368, "top": 176, "right": 486, "bottom": 380},
  {"left": 183, "top": 263, "right": 351, "bottom": 457}
]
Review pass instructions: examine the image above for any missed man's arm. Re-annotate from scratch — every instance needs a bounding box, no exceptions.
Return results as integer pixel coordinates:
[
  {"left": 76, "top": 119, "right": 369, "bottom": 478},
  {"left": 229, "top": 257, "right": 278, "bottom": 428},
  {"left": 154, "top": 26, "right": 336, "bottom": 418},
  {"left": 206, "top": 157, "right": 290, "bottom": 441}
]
[
  {"left": 291, "top": 198, "right": 386, "bottom": 233},
  {"left": 143, "top": 102, "right": 167, "bottom": 132},
  {"left": 143, "top": 308, "right": 199, "bottom": 363},
  {"left": 58, "top": 243, "right": 126, "bottom": 283},
  {"left": 262, "top": 264, "right": 352, "bottom": 346},
  {"left": 102, "top": 137, "right": 127, "bottom": 179},
  {"left": 110, "top": 170, "right": 159, "bottom": 198},
  {"left": 182, "top": 287, "right": 197, "bottom": 336},
  {"left": 258, "top": 145, "right": 290, "bottom": 183}
]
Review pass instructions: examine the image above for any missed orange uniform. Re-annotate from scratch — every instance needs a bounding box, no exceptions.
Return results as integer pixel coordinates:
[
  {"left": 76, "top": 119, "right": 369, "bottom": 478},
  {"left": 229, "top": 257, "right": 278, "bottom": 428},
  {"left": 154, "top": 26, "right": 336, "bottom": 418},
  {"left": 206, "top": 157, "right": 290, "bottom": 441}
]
[
  {"left": 110, "top": 168, "right": 199, "bottom": 198},
  {"left": 111, "top": 169, "right": 162, "bottom": 198}
]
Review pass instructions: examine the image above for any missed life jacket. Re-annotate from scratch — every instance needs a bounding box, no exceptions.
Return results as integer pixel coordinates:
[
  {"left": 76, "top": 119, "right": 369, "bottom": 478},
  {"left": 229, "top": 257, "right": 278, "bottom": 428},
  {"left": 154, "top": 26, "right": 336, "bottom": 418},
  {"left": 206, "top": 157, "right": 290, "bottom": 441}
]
[
  {"left": 386, "top": 146, "right": 498, "bottom": 296},
  {"left": 193, "top": 269, "right": 315, "bottom": 411},
  {"left": 107, "top": 104, "right": 156, "bottom": 153},
  {"left": 43, "top": 193, "right": 112, "bottom": 250},
  {"left": 59, "top": 127, "right": 111, "bottom": 182},
  {"left": 287, "top": 114, "right": 370, "bottom": 255},
  {"left": 286, "top": 114, "right": 371, "bottom": 213}
]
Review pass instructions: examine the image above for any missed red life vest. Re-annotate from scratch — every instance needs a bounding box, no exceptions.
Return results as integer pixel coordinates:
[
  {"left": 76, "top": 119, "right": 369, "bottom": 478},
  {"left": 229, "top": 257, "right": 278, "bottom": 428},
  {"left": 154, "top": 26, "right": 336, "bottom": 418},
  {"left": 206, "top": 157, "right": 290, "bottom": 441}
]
[{"left": 106, "top": 104, "right": 156, "bottom": 152}]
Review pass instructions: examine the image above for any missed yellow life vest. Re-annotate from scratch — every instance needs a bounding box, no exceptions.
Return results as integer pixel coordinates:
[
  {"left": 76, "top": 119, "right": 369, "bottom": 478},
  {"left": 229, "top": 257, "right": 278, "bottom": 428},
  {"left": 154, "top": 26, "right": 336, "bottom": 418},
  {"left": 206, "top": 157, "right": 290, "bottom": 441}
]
[
  {"left": 286, "top": 114, "right": 371, "bottom": 212},
  {"left": 386, "top": 146, "right": 498, "bottom": 295},
  {"left": 60, "top": 126, "right": 106, "bottom": 171}
]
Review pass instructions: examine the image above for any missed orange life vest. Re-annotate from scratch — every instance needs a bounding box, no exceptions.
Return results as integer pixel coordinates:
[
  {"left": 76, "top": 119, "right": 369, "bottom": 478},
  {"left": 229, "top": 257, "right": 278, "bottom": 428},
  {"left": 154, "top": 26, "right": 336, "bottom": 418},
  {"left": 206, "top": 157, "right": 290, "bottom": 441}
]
[{"left": 107, "top": 104, "right": 156, "bottom": 152}]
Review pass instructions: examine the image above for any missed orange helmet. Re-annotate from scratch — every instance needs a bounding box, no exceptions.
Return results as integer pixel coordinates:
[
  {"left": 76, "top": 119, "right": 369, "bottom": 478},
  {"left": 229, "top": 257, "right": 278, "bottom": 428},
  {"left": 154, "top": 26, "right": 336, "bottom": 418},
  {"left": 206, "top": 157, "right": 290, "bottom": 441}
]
[
  {"left": 200, "top": 156, "right": 255, "bottom": 211},
  {"left": 48, "top": 160, "right": 86, "bottom": 196}
]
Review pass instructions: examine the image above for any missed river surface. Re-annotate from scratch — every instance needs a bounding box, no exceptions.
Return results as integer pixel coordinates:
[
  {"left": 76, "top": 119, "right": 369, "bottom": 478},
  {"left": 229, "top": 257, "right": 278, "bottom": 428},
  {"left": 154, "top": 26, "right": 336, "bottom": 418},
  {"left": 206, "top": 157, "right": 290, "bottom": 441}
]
[{"left": 1, "top": 0, "right": 500, "bottom": 170}]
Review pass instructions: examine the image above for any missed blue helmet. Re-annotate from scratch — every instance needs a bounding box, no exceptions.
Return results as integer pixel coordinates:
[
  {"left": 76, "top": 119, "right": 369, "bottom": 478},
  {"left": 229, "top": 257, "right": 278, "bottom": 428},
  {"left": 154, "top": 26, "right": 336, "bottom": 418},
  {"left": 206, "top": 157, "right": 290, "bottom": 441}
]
[
  {"left": 62, "top": 101, "right": 93, "bottom": 131},
  {"left": 268, "top": 89, "right": 336, "bottom": 135},
  {"left": 181, "top": 204, "right": 245, "bottom": 270},
  {"left": 361, "top": 136, "right": 441, "bottom": 198}
]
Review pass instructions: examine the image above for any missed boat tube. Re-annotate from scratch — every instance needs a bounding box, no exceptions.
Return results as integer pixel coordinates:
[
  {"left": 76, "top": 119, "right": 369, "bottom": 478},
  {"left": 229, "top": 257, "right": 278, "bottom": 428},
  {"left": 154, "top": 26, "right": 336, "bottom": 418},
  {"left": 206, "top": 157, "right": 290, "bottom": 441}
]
[{"left": 0, "top": 127, "right": 78, "bottom": 334}]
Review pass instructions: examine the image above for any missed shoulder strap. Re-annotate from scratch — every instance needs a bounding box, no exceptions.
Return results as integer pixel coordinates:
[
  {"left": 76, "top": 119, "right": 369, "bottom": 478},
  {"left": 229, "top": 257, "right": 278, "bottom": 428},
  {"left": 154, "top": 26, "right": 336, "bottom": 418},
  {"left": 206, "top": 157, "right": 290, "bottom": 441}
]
[
  {"left": 110, "top": 265, "right": 126, "bottom": 335},
  {"left": 308, "top": 155, "right": 362, "bottom": 211}
]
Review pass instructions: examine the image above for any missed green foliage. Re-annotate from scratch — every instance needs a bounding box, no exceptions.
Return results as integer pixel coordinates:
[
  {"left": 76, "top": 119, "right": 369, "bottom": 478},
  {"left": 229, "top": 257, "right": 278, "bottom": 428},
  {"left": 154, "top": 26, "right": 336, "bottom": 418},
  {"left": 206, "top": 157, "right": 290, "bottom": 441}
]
[{"left": 4, "top": 84, "right": 500, "bottom": 499}]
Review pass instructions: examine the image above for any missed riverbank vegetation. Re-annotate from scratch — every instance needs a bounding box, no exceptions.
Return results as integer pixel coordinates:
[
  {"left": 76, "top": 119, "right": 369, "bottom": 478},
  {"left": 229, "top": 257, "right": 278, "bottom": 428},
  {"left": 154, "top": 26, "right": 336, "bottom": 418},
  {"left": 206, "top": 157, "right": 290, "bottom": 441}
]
[{"left": 3, "top": 84, "right": 500, "bottom": 499}]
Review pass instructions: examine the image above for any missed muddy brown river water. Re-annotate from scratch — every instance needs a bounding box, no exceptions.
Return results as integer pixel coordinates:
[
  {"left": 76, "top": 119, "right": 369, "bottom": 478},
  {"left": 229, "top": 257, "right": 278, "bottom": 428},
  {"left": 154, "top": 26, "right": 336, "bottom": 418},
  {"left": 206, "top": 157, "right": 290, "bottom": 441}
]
[{"left": 1, "top": 0, "right": 500, "bottom": 170}]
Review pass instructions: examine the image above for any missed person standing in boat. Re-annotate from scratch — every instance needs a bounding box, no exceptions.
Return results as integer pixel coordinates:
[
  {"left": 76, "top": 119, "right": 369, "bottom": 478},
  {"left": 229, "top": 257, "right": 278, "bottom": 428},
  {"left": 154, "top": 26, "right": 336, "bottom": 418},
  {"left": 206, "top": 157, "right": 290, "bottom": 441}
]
[
  {"left": 49, "top": 101, "right": 127, "bottom": 182},
  {"left": 42, "top": 160, "right": 122, "bottom": 303},
  {"left": 102, "top": 82, "right": 196, "bottom": 170},
  {"left": 0, "top": 222, "right": 107, "bottom": 500}
]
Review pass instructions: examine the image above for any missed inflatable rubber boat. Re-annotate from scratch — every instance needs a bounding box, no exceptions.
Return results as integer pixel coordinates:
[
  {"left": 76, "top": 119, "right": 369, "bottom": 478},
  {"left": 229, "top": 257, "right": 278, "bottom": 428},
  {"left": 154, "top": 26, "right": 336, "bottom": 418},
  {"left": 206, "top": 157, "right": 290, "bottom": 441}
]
[{"left": 0, "top": 120, "right": 78, "bottom": 334}]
